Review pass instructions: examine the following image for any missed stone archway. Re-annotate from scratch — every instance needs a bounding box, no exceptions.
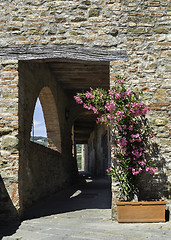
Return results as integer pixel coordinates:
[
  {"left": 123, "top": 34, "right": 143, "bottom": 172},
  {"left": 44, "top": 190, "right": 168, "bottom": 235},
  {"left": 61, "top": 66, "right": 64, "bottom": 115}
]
[
  {"left": 38, "top": 86, "right": 61, "bottom": 152},
  {"left": 18, "top": 61, "right": 75, "bottom": 214}
]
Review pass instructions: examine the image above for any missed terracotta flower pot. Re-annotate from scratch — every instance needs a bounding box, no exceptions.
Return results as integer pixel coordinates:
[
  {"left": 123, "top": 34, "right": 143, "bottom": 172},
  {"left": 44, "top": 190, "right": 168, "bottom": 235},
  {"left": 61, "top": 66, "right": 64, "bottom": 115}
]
[{"left": 116, "top": 200, "right": 166, "bottom": 223}]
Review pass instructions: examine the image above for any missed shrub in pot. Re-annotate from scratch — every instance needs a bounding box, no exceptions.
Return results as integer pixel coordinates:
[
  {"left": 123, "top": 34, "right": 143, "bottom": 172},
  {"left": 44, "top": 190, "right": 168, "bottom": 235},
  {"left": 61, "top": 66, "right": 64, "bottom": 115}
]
[{"left": 74, "top": 76, "right": 166, "bottom": 222}]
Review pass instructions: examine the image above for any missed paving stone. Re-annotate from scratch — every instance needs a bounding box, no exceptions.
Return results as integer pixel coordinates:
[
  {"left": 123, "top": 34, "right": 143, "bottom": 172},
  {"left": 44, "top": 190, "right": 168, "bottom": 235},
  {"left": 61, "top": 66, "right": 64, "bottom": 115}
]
[{"left": 1, "top": 178, "right": 171, "bottom": 240}]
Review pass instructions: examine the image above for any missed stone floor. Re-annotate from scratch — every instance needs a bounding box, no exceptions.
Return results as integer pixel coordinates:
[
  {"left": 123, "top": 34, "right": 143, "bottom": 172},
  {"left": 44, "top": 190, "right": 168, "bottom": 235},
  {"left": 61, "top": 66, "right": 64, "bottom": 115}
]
[{"left": 1, "top": 175, "right": 171, "bottom": 240}]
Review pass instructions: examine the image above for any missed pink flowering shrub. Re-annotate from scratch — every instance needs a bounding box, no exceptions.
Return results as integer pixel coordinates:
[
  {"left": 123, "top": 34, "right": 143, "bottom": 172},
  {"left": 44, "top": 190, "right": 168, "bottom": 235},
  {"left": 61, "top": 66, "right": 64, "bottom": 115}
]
[{"left": 74, "top": 76, "right": 157, "bottom": 201}]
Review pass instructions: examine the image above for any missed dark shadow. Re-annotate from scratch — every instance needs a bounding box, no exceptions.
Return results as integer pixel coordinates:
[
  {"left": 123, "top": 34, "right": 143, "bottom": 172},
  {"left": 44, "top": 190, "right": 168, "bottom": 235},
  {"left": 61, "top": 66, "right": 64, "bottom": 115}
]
[
  {"left": 0, "top": 176, "right": 21, "bottom": 239},
  {"left": 0, "top": 221, "right": 21, "bottom": 239},
  {"left": 0, "top": 174, "right": 111, "bottom": 238},
  {"left": 138, "top": 141, "right": 168, "bottom": 201},
  {"left": 165, "top": 209, "right": 170, "bottom": 222},
  {"left": 21, "top": 173, "right": 112, "bottom": 220}
]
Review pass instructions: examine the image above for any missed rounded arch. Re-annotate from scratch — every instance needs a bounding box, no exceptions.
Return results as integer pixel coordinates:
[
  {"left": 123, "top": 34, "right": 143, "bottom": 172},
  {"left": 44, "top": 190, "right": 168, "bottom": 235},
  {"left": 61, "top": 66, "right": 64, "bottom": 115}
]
[{"left": 36, "top": 86, "right": 61, "bottom": 152}]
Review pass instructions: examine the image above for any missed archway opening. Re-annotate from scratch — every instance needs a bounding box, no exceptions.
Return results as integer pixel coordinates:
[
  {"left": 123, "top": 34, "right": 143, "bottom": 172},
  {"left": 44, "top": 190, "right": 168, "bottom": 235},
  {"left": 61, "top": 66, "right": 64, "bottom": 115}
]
[
  {"left": 76, "top": 144, "right": 88, "bottom": 171},
  {"left": 30, "top": 86, "right": 61, "bottom": 152},
  {"left": 31, "top": 98, "right": 48, "bottom": 146}
]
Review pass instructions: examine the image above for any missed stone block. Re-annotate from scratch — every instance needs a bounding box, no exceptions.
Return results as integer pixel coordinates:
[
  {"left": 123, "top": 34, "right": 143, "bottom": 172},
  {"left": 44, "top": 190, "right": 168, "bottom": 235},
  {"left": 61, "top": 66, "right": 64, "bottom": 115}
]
[
  {"left": 1, "top": 135, "right": 18, "bottom": 152},
  {"left": 82, "top": 0, "right": 91, "bottom": 5},
  {"left": 165, "top": 64, "right": 171, "bottom": 72},
  {"left": 110, "top": 28, "right": 118, "bottom": 37},
  {"left": 154, "top": 89, "right": 166, "bottom": 101},
  {"left": 154, "top": 118, "right": 168, "bottom": 126},
  {"left": 154, "top": 28, "right": 169, "bottom": 34},
  {"left": 129, "top": 27, "right": 145, "bottom": 34},
  {"left": 0, "top": 128, "right": 12, "bottom": 136},
  {"left": 71, "top": 17, "right": 87, "bottom": 22},
  {"left": 55, "top": 18, "right": 67, "bottom": 23},
  {"left": 160, "top": 139, "right": 171, "bottom": 147},
  {"left": 88, "top": 9, "right": 100, "bottom": 17}
]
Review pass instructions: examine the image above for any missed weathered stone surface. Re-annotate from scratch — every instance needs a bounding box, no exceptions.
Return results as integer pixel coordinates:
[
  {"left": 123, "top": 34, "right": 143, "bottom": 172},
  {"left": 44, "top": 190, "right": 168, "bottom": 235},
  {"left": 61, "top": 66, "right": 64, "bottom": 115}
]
[
  {"left": 165, "top": 64, "right": 171, "bottom": 72},
  {"left": 154, "top": 118, "right": 168, "bottom": 126},
  {"left": 82, "top": 0, "right": 91, "bottom": 5},
  {"left": 88, "top": 8, "right": 100, "bottom": 17},
  {"left": 71, "top": 17, "right": 87, "bottom": 22},
  {"left": 154, "top": 89, "right": 166, "bottom": 101},
  {"left": 129, "top": 27, "right": 146, "bottom": 34},
  {"left": 154, "top": 28, "right": 169, "bottom": 34},
  {"left": 157, "top": 132, "right": 169, "bottom": 138},
  {"left": 0, "top": 0, "right": 170, "bottom": 224},
  {"left": 0, "top": 128, "right": 12, "bottom": 136},
  {"left": 1, "top": 136, "right": 18, "bottom": 152},
  {"left": 110, "top": 28, "right": 119, "bottom": 37},
  {"left": 55, "top": 18, "right": 67, "bottom": 23},
  {"left": 160, "top": 139, "right": 171, "bottom": 146}
]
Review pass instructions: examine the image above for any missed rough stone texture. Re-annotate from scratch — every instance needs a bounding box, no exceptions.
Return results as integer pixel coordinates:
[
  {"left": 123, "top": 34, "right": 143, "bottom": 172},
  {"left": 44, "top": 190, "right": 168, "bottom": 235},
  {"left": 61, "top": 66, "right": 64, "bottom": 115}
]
[
  {"left": 0, "top": 59, "right": 19, "bottom": 221},
  {"left": 0, "top": 0, "right": 170, "bottom": 223},
  {"left": 1, "top": 136, "right": 18, "bottom": 152},
  {"left": 20, "top": 142, "right": 64, "bottom": 212}
]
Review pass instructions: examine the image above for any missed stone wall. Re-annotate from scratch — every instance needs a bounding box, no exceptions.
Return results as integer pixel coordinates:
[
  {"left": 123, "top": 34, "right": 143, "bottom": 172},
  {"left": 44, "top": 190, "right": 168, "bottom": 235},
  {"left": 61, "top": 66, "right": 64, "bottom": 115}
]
[
  {"left": 20, "top": 142, "right": 64, "bottom": 213},
  {"left": 109, "top": 1, "right": 171, "bottom": 218},
  {"left": 0, "top": 59, "right": 19, "bottom": 221}
]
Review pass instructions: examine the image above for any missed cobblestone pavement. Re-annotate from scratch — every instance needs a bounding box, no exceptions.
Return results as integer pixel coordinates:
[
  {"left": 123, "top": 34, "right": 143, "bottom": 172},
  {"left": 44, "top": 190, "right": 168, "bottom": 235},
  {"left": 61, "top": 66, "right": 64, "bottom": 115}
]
[{"left": 1, "top": 176, "right": 171, "bottom": 240}]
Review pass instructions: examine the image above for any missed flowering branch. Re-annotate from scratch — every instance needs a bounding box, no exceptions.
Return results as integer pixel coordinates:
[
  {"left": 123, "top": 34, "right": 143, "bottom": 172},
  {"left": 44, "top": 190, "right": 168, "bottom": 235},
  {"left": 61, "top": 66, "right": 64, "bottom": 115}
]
[{"left": 74, "top": 76, "right": 157, "bottom": 201}]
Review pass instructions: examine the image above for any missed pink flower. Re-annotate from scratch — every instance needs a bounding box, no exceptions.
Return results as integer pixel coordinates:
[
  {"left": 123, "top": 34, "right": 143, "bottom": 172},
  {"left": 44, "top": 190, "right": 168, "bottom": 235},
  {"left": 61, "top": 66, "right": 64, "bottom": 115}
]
[
  {"left": 83, "top": 103, "right": 88, "bottom": 109},
  {"left": 74, "top": 96, "right": 83, "bottom": 104},
  {"left": 92, "top": 107, "right": 98, "bottom": 114},
  {"left": 138, "top": 161, "right": 146, "bottom": 166},
  {"left": 105, "top": 100, "right": 116, "bottom": 112},
  {"left": 100, "top": 116, "right": 105, "bottom": 122},
  {"left": 128, "top": 125, "right": 133, "bottom": 131},
  {"left": 131, "top": 133, "right": 139, "bottom": 138},
  {"left": 132, "top": 149, "right": 142, "bottom": 158},
  {"left": 115, "top": 92, "right": 121, "bottom": 99},
  {"left": 85, "top": 92, "right": 94, "bottom": 99},
  {"left": 141, "top": 107, "right": 150, "bottom": 115},
  {"left": 119, "top": 137, "right": 127, "bottom": 147},
  {"left": 106, "top": 167, "right": 113, "bottom": 173},
  {"left": 122, "top": 147, "right": 127, "bottom": 152},
  {"left": 126, "top": 90, "right": 132, "bottom": 96},
  {"left": 116, "top": 111, "right": 125, "bottom": 117},
  {"left": 96, "top": 117, "right": 100, "bottom": 124},
  {"left": 149, "top": 167, "right": 157, "bottom": 175},
  {"left": 107, "top": 114, "right": 112, "bottom": 119},
  {"left": 132, "top": 167, "right": 142, "bottom": 175},
  {"left": 108, "top": 90, "right": 115, "bottom": 97},
  {"left": 117, "top": 79, "right": 124, "bottom": 84}
]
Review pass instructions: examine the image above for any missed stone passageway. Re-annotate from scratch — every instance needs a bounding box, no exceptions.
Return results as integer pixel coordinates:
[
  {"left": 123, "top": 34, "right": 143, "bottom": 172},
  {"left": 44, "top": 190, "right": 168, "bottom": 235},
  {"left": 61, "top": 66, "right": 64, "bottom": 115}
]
[{"left": 1, "top": 174, "right": 171, "bottom": 240}]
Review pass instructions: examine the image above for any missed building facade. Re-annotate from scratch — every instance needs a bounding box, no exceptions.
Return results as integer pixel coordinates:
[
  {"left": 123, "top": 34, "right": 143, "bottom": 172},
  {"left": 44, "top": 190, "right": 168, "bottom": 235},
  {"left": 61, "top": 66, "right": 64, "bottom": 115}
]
[{"left": 0, "top": 0, "right": 170, "bottom": 222}]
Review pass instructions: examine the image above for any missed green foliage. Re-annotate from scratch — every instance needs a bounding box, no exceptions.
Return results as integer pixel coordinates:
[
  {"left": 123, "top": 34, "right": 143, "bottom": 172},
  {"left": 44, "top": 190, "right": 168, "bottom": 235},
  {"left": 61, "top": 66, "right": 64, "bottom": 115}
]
[{"left": 74, "top": 76, "right": 156, "bottom": 201}]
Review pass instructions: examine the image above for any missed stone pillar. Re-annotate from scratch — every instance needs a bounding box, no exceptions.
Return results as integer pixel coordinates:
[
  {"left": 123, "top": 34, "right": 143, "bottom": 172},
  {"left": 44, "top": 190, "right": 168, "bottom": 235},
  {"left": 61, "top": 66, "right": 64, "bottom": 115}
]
[{"left": 0, "top": 58, "right": 19, "bottom": 222}]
